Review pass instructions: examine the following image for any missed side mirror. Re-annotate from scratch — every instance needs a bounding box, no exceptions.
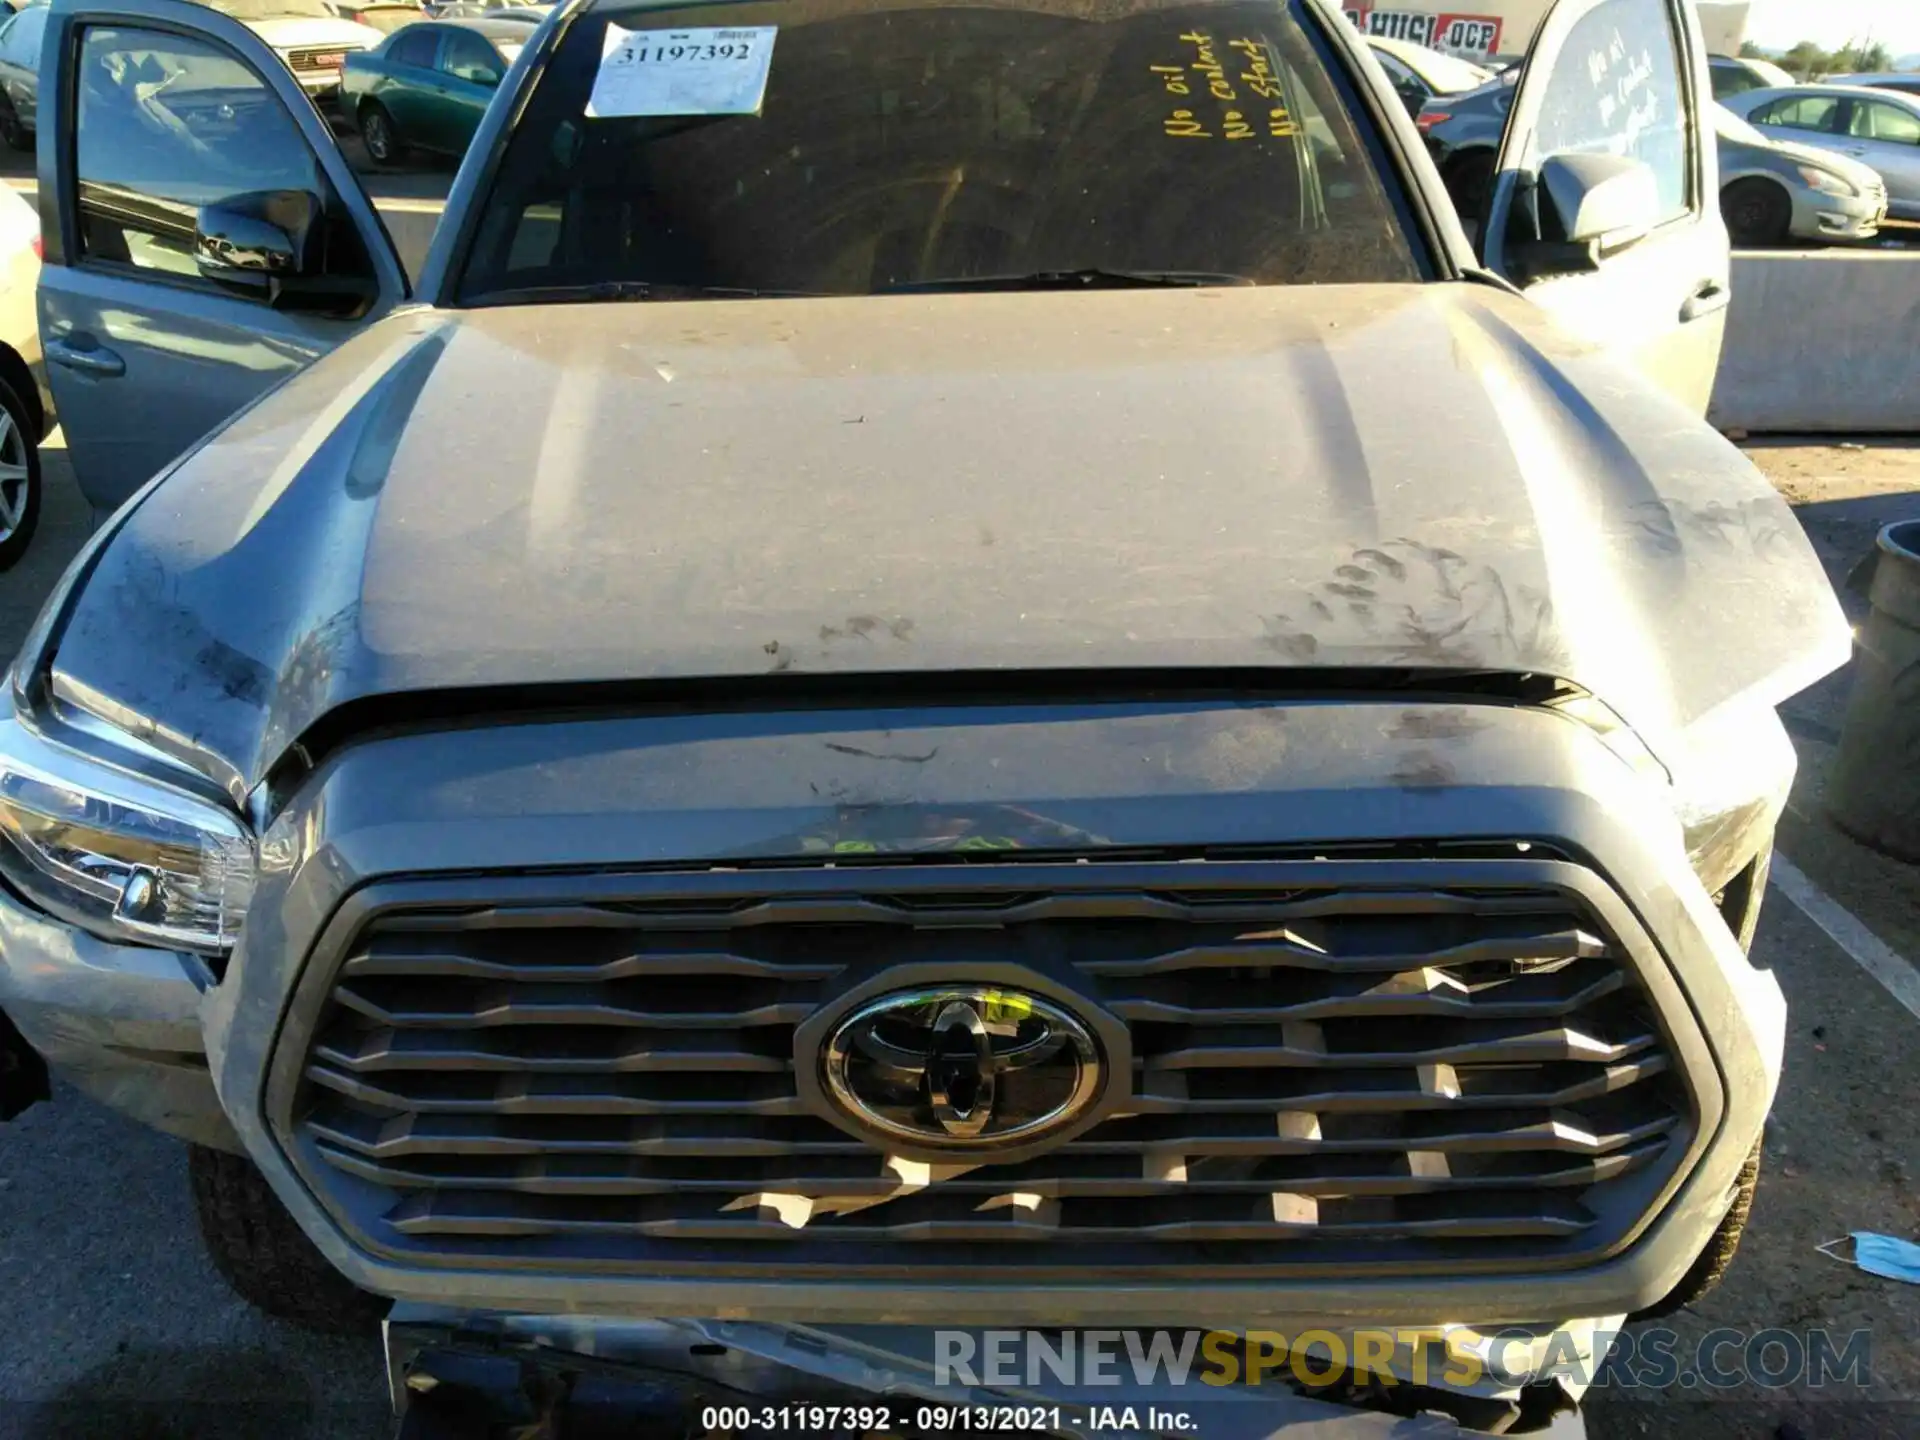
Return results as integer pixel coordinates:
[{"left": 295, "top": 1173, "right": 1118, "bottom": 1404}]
[
  {"left": 195, "top": 189, "right": 377, "bottom": 316},
  {"left": 1507, "top": 152, "right": 1660, "bottom": 284},
  {"left": 194, "top": 189, "right": 319, "bottom": 294},
  {"left": 475, "top": 66, "right": 501, "bottom": 86},
  {"left": 1539, "top": 151, "right": 1659, "bottom": 246}
]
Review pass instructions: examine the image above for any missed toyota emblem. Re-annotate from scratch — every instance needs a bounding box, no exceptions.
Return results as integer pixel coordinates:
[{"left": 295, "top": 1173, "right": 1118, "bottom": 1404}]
[{"left": 820, "top": 987, "right": 1103, "bottom": 1150}]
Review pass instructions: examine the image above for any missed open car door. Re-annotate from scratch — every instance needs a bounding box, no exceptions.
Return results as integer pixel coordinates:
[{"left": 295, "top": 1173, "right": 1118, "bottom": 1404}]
[
  {"left": 1480, "top": 0, "right": 1729, "bottom": 415},
  {"left": 38, "top": 0, "right": 410, "bottom": 519}
]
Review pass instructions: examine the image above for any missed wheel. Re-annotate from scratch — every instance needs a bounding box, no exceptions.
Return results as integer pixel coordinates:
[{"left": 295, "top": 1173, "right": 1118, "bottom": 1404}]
[
  {"left": 187, "top": 1143, "right": 391, "bottom": 1335},
  {"left": 1722, "top": 177, "right": 1793, "bottom": 248},
  {"left": 0, "top": 94, "right": 29, "bottom": 153},
  {"left": 1442, "top": 149, "right": 1496, "bottom": 232},
  {"left": 358, "top": 101, "right": 404, "bottom": 167},
  {"left": 0, "top": 374, "right": 41, "bottom": 572},
  {"left": 1631, "top": 1137, "right": 1761, "bottom": 1319}
]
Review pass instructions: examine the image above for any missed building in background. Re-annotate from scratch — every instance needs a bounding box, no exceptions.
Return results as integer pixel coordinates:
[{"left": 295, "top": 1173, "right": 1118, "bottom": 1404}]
[{"left": 1342, "top": 1, "right": 1750, "bottom": 64}]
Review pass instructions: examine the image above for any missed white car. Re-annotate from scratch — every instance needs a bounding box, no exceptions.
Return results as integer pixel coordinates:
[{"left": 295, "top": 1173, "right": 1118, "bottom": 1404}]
[
  {"left": 209, "top": 0, "right": 383, "bottom": 97},
  {"left": 0, "top": 182, "right": 47, "bottom": 570}
]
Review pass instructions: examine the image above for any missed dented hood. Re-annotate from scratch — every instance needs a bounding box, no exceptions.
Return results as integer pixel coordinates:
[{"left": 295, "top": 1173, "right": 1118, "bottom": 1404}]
[{"left": 45, "top": 283, "right": 1848, "bottom": 797}]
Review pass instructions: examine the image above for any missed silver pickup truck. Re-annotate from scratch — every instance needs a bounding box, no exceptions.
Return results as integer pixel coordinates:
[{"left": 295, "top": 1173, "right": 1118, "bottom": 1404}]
[{"left": 2, "top": 0, "right": 1847, "bottom": 1431}]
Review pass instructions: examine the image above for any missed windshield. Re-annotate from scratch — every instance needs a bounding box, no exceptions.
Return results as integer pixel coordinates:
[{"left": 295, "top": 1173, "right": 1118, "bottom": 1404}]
[
  {"left": 204, "top": 0, "right": 338, "bottom": 19},
  {"left": 458, "top": 0, "right": 1420, "bottom": 303}
]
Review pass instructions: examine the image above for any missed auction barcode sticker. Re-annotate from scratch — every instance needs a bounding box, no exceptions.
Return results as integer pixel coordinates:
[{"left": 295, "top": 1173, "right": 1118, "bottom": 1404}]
[{"left": 586, "top": 24, "right": 778, "bottom": 117}]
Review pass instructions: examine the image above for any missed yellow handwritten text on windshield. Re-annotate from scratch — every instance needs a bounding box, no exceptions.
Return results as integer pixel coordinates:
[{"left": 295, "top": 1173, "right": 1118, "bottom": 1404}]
[{"left": 1157, "top": 34, "right": 1300, "bottom": 140}]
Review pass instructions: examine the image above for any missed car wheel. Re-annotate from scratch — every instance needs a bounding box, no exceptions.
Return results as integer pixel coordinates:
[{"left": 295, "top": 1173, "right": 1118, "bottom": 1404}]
[
  {"left": 1630, "top": 1137, "right": 1761, "bottom": 1319},
  {"left": 359, "top": 102, "right": 404, "bottom": 167},
  {"left": 1722, "top": 177, "right": 1792, "bottom": 248},
  {"left": 0, "top": 375, "right": 42, "bottom": 572},
  {"left": 188, "top": 1144, "right": 391, "bottom": 1335},
  {"left": 0, "top": 95, "right": 28, "bottom": 153},
  {"left": 1442, "top": 149, "right": 1496, "bottom": 233}
]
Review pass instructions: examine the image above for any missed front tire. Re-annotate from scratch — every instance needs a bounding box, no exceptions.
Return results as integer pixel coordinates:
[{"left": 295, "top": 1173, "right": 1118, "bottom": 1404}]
[
  {"left": 1722, "top": 177, "right": 1793, "bottom": 248},
  {"left": 358, "top": 101, "right": 404, "bottom": 167},
  {"left": 1631, "top": 1137, "right": 1761, "bottom": 1318},
  {"left": 0, "top": 374, "right": 42, "bottom": 572},
  {"left": 0, "top": 94, "right": 29, "bottom": 152},
  {"left": 188, "top": 1144, "right": 390, "bottom": 1335}
]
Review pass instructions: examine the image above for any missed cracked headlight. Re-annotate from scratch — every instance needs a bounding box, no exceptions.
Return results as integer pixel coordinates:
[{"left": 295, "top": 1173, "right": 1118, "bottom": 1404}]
[{"left": 0, "top": 704, "right": 254, "bottom": 954}]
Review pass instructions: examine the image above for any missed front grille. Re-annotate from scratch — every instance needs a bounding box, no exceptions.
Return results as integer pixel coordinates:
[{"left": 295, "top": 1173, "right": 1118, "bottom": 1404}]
[
  {"left": 282, "top": 861, "right": 1694, "bottom": 1278},
  {"left": 286, "top": 45, "right": 356, "bottom": 72}
]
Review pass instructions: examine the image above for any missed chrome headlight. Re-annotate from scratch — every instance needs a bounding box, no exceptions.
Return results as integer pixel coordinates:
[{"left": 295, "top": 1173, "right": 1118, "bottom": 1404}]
[
  {"left": 1797, "top": 165, "right": 1858, "bottom": 198},
  {"left": 0, "top": 703, "right": 254, "bottom": 954}
]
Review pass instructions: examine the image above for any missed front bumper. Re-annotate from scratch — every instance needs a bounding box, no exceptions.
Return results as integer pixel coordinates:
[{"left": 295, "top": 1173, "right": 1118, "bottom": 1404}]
[
  {"left": 0, "top": 883, "right": 237, "bottom": 1148},
  {"left": 1793, "top": 187, "right": 1886, "bottom": 241}
]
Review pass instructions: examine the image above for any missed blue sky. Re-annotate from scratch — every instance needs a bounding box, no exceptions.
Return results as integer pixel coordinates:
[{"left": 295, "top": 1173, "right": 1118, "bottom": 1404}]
[{"left": 1746, "top": 1, "right": 1920, "bottom": 56}]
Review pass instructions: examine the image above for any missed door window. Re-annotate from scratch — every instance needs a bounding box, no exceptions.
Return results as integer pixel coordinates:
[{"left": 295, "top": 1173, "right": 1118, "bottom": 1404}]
[
  {"left": 1525, "top": 0, "right": 1692, "bottom": 225},
  {"left": 1751, "top": 94, "right": 1840, "bottom": 132},
  {"left": 1850, "top": 100, "right": 1920, "bottom": 145},
  {"left": 439, "top": 30, "right": 502, "bottom": 84},
  {"left": 73, "top": 26, "right": 370, "bottom": 294},
  {"left": 387, "top": 25, "right": 439, "bottom": 68}
]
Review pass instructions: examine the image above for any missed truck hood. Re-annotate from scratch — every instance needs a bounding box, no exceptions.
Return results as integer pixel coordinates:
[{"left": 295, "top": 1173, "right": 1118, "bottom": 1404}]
[{"left": 43, "top": 284, "right": 1849, "bottom": 801}]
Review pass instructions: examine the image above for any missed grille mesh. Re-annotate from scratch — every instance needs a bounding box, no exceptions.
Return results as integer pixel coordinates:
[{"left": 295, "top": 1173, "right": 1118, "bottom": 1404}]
[{"left": 288, "top": 866, "right": 1691, "bottom": 1276}]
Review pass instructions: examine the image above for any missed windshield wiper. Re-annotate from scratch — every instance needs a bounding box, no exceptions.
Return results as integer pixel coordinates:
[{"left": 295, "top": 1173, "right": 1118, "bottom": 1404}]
[{"left": 882, "top": 268, "right": 1256, "bottom": 294}]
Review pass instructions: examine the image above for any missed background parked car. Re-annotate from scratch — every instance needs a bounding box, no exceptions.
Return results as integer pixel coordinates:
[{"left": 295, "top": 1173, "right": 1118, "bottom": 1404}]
[
  {"left": 1721, "top": 85, "right": 1920, "bottom": 220},
  {"left": 0, "top": 0, "right": 44, "bottom": 149},
  {"left": 208, "top": 0, "right": 384, "bottom": 100},
  {"left": 327, "top": 0, "right": 428, "bottom": 34},
  {"left": 1709, "top": 54, "right": 1794, "bottom": 100},
  {"left": 425, "top": 0, "right": 546, "bottom": 16},
  {"left": 1413, "top": 70, "right": 1515, "bottom": 233},
  {"left": 1363, "top": 35, "right": 1491, "bottom": 118},
  {"left": 1828, "top": 72, "right": 1920, "bottom": 100},
  {"left": 0, "top": 183, "right": 48, "bottom": 570},
  {"left": 1419, "top": 80, "right": 1889, "bottom": 249},
  {"left": 341, "top": 17, "right": 525, "bottom": 164},
  {"left": 1714, "top": 103, "right": 1887, "bottom": 245}
]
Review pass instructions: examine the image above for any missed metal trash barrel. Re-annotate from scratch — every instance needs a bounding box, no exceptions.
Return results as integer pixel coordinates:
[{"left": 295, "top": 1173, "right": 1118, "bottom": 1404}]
[{"left": 1829, "top": 520, "right": 1920, "bottom": 862}]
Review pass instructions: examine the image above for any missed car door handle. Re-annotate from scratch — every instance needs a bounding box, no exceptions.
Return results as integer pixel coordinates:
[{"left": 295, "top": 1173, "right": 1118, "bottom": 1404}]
[
  {"left": 45, "top": 338, "right": 125, "bottom": 378},
  {"left": 1680, "top": 280, "right": 1731, "bottom": 324}
]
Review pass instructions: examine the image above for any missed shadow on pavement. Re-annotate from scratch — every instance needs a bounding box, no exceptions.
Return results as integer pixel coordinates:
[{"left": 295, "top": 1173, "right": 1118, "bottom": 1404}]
[{"left": 0, "top": 1347, "right": 385, "bottom": 1440}]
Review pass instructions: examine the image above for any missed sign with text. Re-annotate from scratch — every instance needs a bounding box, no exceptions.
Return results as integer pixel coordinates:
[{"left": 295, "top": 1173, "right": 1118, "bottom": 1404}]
[{"left": 1343, "top": 6, "right": 1505, "bottom": 62}]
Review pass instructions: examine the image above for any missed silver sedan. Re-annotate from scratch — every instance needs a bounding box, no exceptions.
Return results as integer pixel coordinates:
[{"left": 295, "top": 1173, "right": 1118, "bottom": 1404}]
[
  {"left": 1721, "top": 84, "right": 1920, "bottom": 221},
  {"left": 1713, "top": 103, "right": 1887, "bottom": 246}
]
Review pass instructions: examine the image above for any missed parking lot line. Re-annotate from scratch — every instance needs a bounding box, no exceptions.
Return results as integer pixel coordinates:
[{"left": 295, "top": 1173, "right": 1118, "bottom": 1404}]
[{"left": 1771, "top": 853, "right": 1920, "bottom": 1024}]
